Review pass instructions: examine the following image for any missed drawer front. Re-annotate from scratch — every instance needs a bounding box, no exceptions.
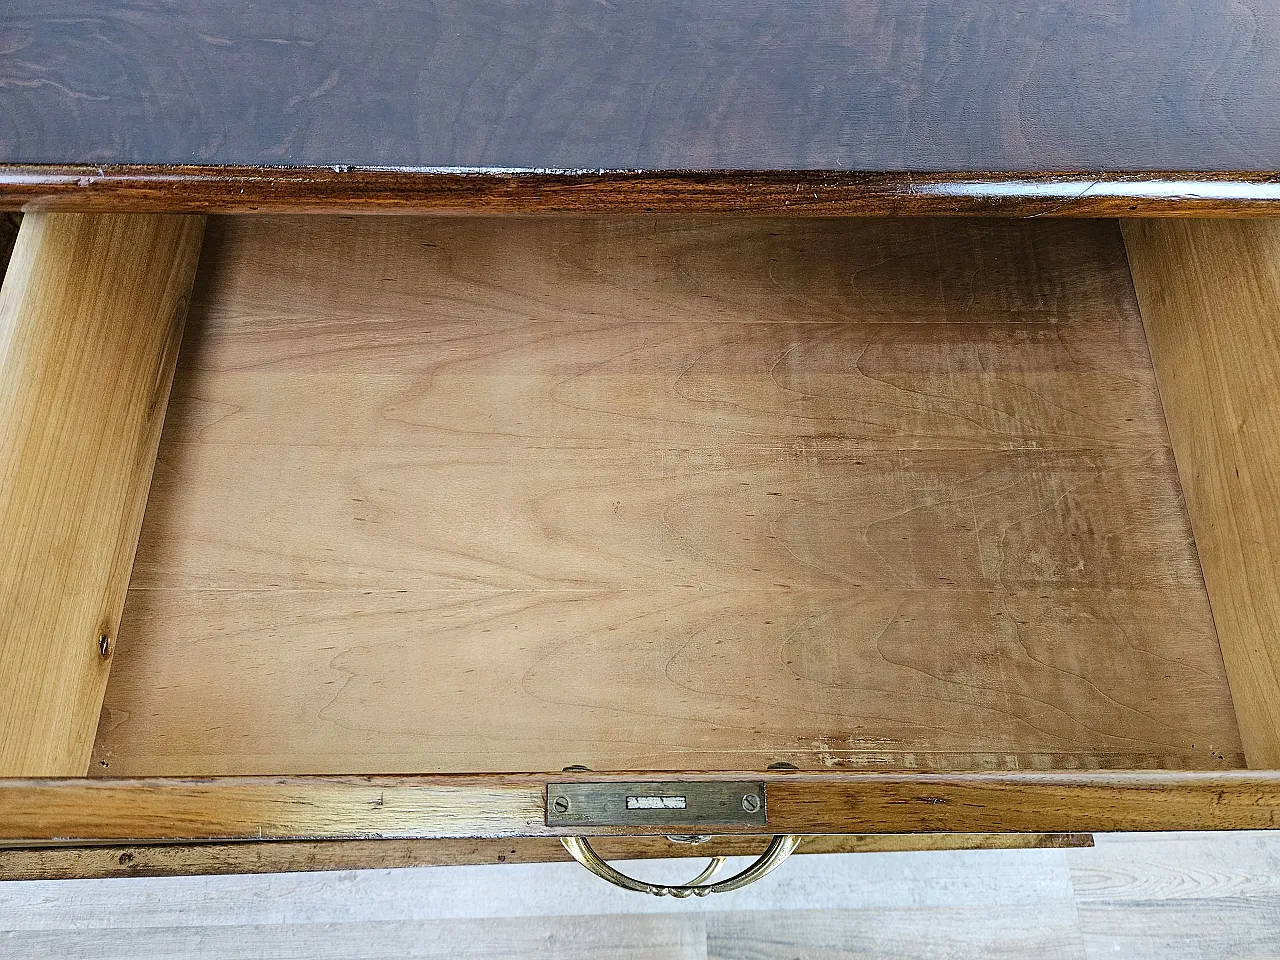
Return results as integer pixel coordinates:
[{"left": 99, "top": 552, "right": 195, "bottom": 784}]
[{"left": 2, "top": 771, "right": 1280, "bottom": 844}]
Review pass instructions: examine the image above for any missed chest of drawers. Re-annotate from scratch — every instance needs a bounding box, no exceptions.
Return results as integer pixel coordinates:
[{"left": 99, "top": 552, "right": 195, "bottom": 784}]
[{"left": 3, "top": 0, "right": 1280, "bottom": 893}]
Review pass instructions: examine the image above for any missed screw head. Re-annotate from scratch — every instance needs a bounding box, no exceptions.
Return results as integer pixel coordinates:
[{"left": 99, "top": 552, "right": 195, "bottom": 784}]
[
  {"left": 552, "top": 795, "right": 571, "bottom": 814},
  {"left": 741, "top": 793, "right": 762, "bottom": 813}
]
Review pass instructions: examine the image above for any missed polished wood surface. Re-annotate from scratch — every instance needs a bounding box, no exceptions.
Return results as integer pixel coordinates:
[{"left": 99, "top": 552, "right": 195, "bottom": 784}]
[
  {"left": 5, "top": 168, "right": 1280, "bottom": 217},
  {"left": 0, "top": 833, "right": 1091, "bottom": 881},
  {"left": 0, "top": 214, "right": 204, "bottom": 776},
  {"left": 2, "top": 772, "right": 1279, "bottom": 842},
  {"left": 1123, "top": 220, "right": 1280, "bottom": 769},
  {"left": 2, "top": 1, "right": 1279, "bottom": 175},
  {"left": 91, "top": 216, "right": 1241, "bottom": 777}
]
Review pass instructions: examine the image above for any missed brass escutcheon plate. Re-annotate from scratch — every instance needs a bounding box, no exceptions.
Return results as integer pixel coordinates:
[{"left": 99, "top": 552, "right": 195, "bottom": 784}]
[{"left": 546, "top": 781, "right": 767, "bottom": 828}]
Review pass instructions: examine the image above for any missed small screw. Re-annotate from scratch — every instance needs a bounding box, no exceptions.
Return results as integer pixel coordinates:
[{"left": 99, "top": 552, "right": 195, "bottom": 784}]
[
  {"left": 99, "top": 634, "right": 111, "bottom": 658},
  {"left": 552, "top": 796, "right": 571, "bottom": 814},
  {"left": 741, "top": 794, "right": 762, "bottom": 813}
]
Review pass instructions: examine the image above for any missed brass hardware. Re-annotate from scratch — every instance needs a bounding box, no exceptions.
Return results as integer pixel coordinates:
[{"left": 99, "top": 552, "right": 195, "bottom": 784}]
[
  {"left": 548, "top": 781, "right": 795, "bottom": 896},
  {"left": 546, "top": 781, "right": 766, "bottom": 828},
  {"left": 559, "top": 834, "right": 802, "bottom": 897}
]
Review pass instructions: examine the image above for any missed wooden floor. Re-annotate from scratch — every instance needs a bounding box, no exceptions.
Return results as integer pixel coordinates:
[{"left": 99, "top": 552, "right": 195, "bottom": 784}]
[
  {"left": 92, "top": 215, "right": 1241, "bottom": 776},
  {"left": 2, "top": 831, "right": 1277, "bottom": 958}
]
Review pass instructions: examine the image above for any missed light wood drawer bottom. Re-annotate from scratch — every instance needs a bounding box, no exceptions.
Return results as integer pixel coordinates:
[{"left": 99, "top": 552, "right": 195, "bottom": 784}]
[{"left": 2, "top": 213, "right": 1278, "bottom": 877}]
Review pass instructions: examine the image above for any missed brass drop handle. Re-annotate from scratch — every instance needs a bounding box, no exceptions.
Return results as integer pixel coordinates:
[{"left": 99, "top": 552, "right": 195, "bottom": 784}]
[{"left": 559, "top": 834, "right": 803, "bottom": 897}]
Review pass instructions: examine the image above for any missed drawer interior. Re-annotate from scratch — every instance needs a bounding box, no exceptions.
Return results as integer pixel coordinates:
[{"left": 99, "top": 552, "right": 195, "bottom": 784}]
[{"left": 88, "top": 215, "right": 1244, "bottom": 777}]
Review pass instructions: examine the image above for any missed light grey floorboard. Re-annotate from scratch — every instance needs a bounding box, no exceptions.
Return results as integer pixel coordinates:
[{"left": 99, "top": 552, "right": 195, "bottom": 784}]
[
  {"left": 2, "top": 834, "right": 1278, "bottom": 959},
  {"left": 706, "top": 905, "right": 1087, "bottom": 960},
  {"left": 0, "top": 849, "right": 1074, "bottom": 929},
  {"left": 0, "top": 914, "right": 709, "bottom": 960},
  {"left": 1067, "top": 832, "right": 1280, "bottom": 960}
]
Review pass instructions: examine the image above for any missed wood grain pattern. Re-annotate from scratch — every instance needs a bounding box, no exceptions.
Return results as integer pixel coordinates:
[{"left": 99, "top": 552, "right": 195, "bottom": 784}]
[
  {"left": 2, "top": 1, "right": 1280, "bottom": 173},
  {"left": 1, "top": 772, "right": 1279, "bottom": 842},
  {"left": 0, "top": 833, "right": 1091, "bottom": 881},
  {"left": 92, "top": 215, "right": 1242, "bottom": 776},
  {"left": 1070, "top": 833, "right": 1280, "bottom": 960},
  {"left": 5, "top": 168, "right": 1280, "bottom": 217},
  {"left": 1123, "top": 220, "right": 1280, "bottom": 769},
  {"left": 1076, "top": 900, "right": 1280, "bottom": 960},
  {"left": 4, "top": 832, "right": 1276, "bottom": 960},
  {"left": 1068, "top": 831, "right": 1280, "bottom": 904},
  {"left": 707, "top": 908, "right": 1087, "bottom": 960},
  {"left": 0, "top": 213, "right": 204, "bottom": 776},
  {"left": 2, "top": 914, "right": 713, "bottom": 960}
]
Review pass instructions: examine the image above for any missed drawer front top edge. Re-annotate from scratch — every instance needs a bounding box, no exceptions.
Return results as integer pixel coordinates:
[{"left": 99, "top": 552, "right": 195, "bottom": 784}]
[{"left": 2, "top": 166, "right": 1279, "bottom": 216}]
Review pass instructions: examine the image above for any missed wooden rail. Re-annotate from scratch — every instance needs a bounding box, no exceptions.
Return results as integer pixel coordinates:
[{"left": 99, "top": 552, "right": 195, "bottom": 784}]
[{"left": 1, "top": 772, "right": 1278, "bottom": 843}]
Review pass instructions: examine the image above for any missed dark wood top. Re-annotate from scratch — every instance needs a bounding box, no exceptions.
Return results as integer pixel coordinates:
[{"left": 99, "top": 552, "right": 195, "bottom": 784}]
[{"left": 2, "top": 0, "right": 1279, "bottom": 211}]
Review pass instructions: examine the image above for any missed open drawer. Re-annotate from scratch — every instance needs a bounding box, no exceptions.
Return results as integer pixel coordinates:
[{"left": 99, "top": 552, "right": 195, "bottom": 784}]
[{"left": 2, "top": 213, "right": 1279, "bottom": 892}]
